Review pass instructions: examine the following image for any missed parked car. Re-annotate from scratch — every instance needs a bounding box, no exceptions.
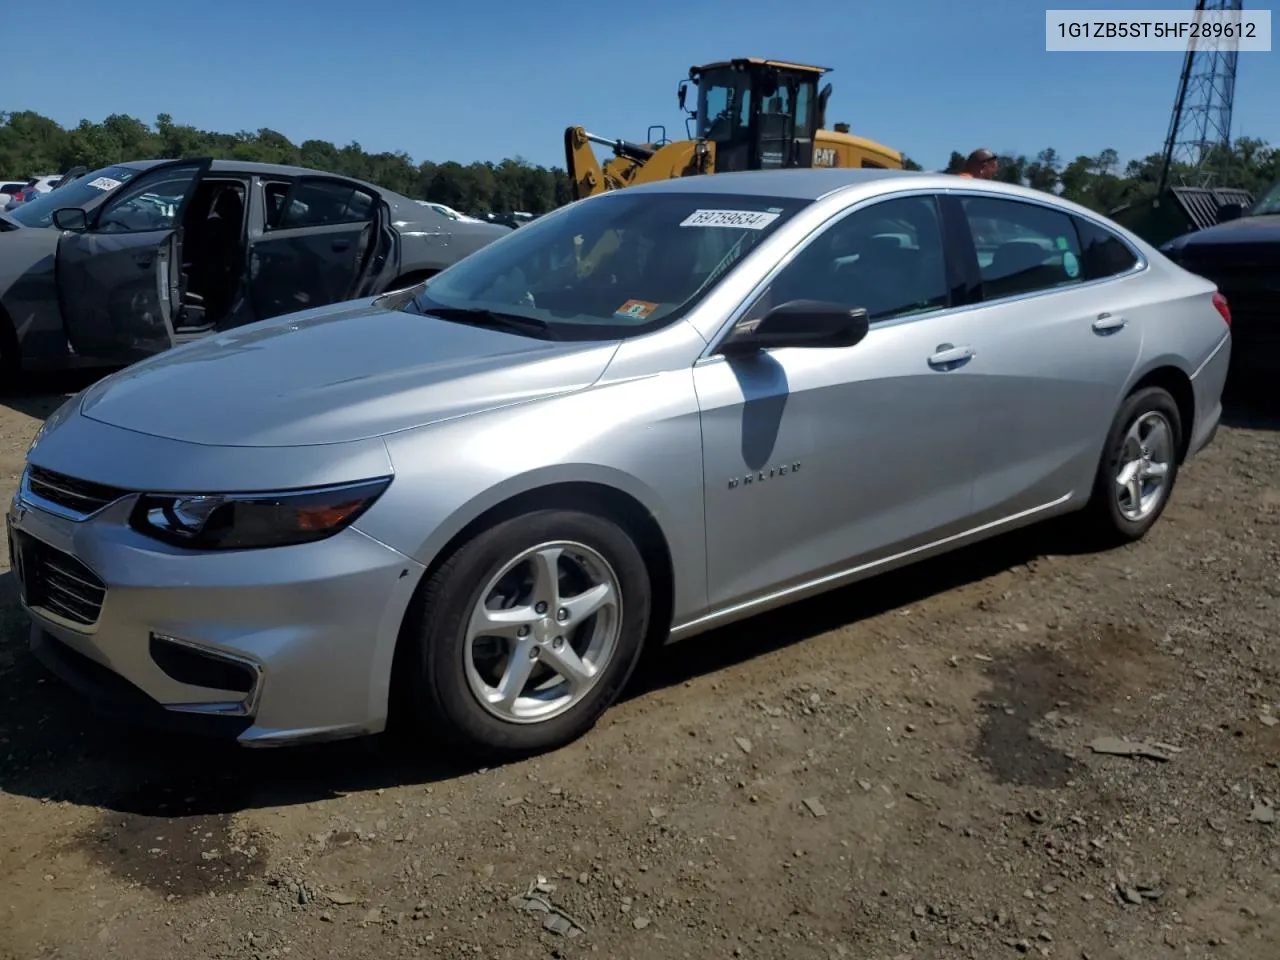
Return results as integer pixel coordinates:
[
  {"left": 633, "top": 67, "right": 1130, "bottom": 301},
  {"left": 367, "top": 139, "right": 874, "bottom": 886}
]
[
  {"left": 0, "top": 181, "right": 26, "bottom": 206},
  {"left": 8, "top": 169, "right": 1230, "bottom": 758},
  {"left": 2, "top": 174, "right": 60, "bottom": 211},
  {"left": 419, "top": 200, "right": 485, "bottom": 223},
  {"left": 1159, "top": 180, "right": 1279, "bottom": 380},
  {"left": 0, "top": 158, "right": 512, "bottom": 375}
]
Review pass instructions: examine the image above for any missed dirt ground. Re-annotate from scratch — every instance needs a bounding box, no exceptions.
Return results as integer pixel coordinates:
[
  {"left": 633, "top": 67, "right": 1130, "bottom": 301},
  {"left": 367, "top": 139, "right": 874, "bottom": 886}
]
[{"left": 1, "top": 375, "right": 1278, "bottom": 960}]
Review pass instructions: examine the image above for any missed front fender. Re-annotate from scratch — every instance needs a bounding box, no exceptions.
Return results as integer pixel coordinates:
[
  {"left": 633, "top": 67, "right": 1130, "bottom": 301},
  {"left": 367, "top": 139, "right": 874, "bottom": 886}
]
[{"left": 355, "top": 369, "right": 708, "bottom": 625}]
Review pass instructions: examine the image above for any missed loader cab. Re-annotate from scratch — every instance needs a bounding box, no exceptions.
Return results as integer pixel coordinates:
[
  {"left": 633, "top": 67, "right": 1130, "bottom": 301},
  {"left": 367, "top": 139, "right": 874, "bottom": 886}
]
[{"left": 681, "top": 59, "right": 829, "bottom": 173}]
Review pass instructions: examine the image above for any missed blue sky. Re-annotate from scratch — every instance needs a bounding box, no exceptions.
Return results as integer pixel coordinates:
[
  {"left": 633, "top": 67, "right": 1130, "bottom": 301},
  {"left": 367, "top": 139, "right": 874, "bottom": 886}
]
[{"left": 3, "top": 0, "right": 1275, "bottom": 173}]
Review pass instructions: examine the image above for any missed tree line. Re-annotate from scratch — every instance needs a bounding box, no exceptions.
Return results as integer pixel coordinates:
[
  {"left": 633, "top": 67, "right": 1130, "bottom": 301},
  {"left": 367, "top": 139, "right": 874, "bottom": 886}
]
[
  {"left": 0, "top": 110, "right": 574, "bottom": 215},
  {"left": 940, "top": 140, "right": 1278, "bottom": 211},
  {"left": 2, "top": 111, "right": 1276, "bottom": 218}
]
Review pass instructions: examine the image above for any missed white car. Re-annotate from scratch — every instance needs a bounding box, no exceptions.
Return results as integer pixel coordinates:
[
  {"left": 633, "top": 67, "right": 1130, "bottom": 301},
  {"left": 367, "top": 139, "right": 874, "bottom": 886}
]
[
  {"left": 3, "top": 174, "right": 61, "bottom": 211},
  {"left": 418, "top": 200, "right": 484, "bottom": 223},
  {"left": 0, "top": 181, "right": 26, "bottom": 206}
]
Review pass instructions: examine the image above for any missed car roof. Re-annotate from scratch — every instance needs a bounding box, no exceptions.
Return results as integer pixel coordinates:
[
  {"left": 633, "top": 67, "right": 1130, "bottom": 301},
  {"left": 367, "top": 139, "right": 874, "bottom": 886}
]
[
  {"left": 110, "top": 158, "right": 386, "bottom": 192},
  {"left": 611, "top": 168, "right": 1135, "bottom": 227},
  {"left": 614, "top": 168, "right": 914, "bottom": 200}
]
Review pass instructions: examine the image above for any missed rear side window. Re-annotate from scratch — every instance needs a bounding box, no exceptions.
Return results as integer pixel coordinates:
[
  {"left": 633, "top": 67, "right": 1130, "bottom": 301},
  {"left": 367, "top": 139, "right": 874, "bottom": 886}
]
[
  {"left": 275, "top": 180, "right": 376, "bottom": 229},
  {"left": 1073, "top": 215, "right": 1139, "bottom": 280},
  {"left": 960, "top": 196, "right": 1083, "bottom": 301}
]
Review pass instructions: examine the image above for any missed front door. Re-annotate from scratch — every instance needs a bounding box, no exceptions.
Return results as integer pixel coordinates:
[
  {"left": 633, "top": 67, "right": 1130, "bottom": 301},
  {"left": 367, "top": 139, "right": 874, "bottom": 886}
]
[
  {"left": 247, "top": 177, "right": 379, "bottom": 321},
  {"left": 55, "top": 158, "right": 211, "bottom": 362},
  {"left": 695, "top": 193, "right": 984, "bottom": 611}
]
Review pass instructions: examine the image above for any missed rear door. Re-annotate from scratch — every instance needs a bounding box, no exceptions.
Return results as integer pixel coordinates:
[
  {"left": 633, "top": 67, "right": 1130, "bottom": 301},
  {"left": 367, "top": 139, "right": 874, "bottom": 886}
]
[
  {"left": 247, "top": 176, "right": 379, "bottom": 320},
  {"left": 941, "top": 192, "right": 1146, "bottom": 524},
  {"left": 55, "top": 158, "right": 211, "bottom": 362},
  {"left": 351, "top": 194, "right": 399, "bottom": 297}
]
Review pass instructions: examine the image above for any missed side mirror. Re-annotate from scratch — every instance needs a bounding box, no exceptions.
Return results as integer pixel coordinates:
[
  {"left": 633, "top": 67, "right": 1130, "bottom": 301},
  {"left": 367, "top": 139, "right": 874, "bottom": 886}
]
[
  {"left": 718, "top": 299, "right": 870, "bottom": 357},
  {"left": 677, "top": 81, "right": 688, "bottom": 112},
  {"left": 53, "top": 207, "right": 88, "bottom": 232},
  {"left": 1216, "top": 202, "right": 1243, "bottom": 223}
]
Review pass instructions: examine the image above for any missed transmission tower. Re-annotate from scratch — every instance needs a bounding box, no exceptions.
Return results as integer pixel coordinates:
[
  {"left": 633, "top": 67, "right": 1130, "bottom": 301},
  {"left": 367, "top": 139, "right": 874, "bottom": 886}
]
[{"left": 1157, "top": 0, "right": 1243, "bottom": 192}]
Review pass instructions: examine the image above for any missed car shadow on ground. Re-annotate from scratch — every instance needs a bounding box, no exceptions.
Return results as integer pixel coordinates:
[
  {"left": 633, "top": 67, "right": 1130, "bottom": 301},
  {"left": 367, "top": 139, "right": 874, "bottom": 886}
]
[
  {"left": 0, "top": 516, "right": 1094, "bottom": 820},
  {"left": 0, "top": 369, "right": 112, "bottom": 418},
  {"left": 0, "top": 384, "right": 1271, "bottom": 822},
  {"left": 1222, "top": 393, "right": 1280, "bottom": 431}
]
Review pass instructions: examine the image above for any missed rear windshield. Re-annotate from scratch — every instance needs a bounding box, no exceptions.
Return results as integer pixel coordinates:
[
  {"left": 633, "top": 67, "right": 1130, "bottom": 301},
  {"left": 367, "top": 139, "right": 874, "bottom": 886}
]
[
  {"left": 1252, "top": 182, "right": 1280, "bottom": 216},
  {"left": 8, "top": 165, "right": 142, "bottom": 228}
]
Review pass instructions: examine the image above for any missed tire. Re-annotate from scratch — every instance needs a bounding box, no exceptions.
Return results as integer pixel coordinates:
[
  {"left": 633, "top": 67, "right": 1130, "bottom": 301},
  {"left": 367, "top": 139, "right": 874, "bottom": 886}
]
[
  {"left": 0, "top": 311, "right": 20, "bottom": 390},
  {"left": 400, "top": 508, "right": 651, "bottom": 759},
  {"left": 1083, "top": 385, "right": 1182, "bottom": 545}
]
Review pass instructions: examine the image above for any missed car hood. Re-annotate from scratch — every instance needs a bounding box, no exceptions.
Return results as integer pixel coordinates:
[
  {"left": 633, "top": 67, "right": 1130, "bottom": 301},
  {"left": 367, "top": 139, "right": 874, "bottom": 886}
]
[
  {"left": 1171, "top": 214, "right": 1280, "bottom": 247},
  {"left": 78, "top": 299, "right": 621, "bottom": 447}
]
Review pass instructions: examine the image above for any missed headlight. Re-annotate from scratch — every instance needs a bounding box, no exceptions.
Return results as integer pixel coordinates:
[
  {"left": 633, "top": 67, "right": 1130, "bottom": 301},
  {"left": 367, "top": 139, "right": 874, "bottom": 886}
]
[{"left": 129, "top": 477, "right": 392, "bottom": 550}]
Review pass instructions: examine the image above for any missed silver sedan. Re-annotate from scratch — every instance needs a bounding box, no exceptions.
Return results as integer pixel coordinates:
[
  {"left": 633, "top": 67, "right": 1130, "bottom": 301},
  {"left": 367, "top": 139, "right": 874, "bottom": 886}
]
[{"left": 7, "top": 169, "right": 1232, "bottom": 758}]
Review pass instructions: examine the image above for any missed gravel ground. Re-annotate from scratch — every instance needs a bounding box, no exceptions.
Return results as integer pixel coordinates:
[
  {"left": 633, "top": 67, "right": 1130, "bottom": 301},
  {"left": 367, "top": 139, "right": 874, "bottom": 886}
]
[{"left": 1, "top": 376, "right": 1278, "bottom": 960}]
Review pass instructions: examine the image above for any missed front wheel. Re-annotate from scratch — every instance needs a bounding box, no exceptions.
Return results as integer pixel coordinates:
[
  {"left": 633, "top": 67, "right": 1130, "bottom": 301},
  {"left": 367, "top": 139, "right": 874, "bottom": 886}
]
[
  {"left": 400, "top": 508, "right": 652, "bottom": 759},
  {"left": 1083, "top": 385, "right": 1182, "bottom": 545}
]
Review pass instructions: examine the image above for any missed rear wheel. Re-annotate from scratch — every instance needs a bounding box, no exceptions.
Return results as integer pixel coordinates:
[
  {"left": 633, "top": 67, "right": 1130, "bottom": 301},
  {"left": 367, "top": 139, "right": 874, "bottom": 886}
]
[
  {"left": 1083, "top": 386, "right": 1182, "bottom": 545},
  {"left": 400, "top": 509, "right": 651, "bottom": 759}
]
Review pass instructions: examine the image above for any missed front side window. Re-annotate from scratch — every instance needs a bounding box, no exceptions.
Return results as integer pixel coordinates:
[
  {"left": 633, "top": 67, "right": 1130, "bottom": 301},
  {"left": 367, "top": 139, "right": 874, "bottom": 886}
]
[
  {"left": 412, "top": 191, "right": 811, "bottom": 341},
  {"left": 95, "top": 163, "right": 204, "bottom": 234},
  {"left": 960, "top": 196, "right": 1083, "bottom": 300},
  {"left": 740, "top": 194, "right": 951, "bottom": 325}
]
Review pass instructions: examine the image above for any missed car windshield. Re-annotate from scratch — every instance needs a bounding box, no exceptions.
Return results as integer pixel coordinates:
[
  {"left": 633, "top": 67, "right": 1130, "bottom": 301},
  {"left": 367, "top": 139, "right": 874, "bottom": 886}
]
[
  {"left": 7, "top": 165, "right": 141, "bottom": 228},
  {"left": 411, "top": 190, "right": 810, "bottom": 340},
  {"left": 1249, "top": 182, "right": 1280, "bottom": 216}
]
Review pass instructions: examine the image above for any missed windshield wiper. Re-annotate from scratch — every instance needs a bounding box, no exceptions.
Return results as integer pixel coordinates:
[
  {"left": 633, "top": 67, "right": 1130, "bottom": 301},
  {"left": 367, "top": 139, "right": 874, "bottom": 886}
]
[{"left": 416, "top": 304, "right": 553, "bottom": 338}]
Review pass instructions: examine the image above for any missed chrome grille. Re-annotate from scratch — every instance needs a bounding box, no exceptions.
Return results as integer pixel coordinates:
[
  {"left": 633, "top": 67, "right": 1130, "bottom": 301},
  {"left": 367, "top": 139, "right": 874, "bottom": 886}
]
[
  {"left": 24, "top": 465, "right": 128, "bottom": 517},
  {"left": 17, "top": 533, "right": 107, "bottom": 626}
]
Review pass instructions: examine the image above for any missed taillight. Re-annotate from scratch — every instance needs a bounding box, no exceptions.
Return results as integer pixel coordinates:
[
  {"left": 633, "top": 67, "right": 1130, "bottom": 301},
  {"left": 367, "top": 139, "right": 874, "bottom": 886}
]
[{"left": 1212, "top": 291, "right": 1231, "bottom": 329}]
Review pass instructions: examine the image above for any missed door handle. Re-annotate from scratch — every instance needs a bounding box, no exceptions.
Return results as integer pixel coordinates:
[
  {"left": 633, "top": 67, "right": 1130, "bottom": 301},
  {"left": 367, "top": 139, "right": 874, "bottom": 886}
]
[
  {"left": 134, "top": 253, "right": 154, "bottom": 269},
  {"left": 331, "top": 238, "right": 351, "bottom": 252},
  {"left": 927, "top": 343, "right": 976, "bottom": 370},
  {"left": 1091, "top": 312, "right": 1127, "bottom": 334}
]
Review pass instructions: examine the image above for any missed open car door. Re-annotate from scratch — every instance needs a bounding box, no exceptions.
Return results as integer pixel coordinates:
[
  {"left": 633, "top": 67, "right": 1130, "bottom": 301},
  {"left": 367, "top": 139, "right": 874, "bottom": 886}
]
[
  {"left": 55, "top": 158, "right": 211, "bottom": 363},
  {"left": 247, "top": 176, "right": 384, "bottom": 321},
  {"left": 351, "top": 195, "right": 400, "bottom": 298}
]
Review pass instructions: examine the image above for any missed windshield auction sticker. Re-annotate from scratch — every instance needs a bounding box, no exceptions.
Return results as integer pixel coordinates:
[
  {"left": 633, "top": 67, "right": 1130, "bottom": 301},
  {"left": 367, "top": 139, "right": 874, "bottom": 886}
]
[
  {"left": 615, "top": 299, "right": 659, "bottom": 320},
  {"left": 680, "top": 209, "right": 780, "bottom": 229},
  {"left": 87, "top": 177, "right": 123, "bottom": 191}
]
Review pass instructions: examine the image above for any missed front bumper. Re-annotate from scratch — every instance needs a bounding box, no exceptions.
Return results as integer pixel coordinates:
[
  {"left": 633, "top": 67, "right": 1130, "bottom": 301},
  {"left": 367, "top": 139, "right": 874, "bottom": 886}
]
[{"left": 7, "top": 485, "right": 424, "bottom": 747}]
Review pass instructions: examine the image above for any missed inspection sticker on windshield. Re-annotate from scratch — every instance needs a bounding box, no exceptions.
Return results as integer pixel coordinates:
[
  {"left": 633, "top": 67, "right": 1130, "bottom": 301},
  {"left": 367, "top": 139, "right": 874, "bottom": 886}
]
[
  {"left": 87, "top": 176, "right": 122, "bottom": 191},
  {"left": 680, "top": 209, "right": 780, "bottom": 230},
  {"left": 615, "top": 299, "right": 659, "bottom": 320}
]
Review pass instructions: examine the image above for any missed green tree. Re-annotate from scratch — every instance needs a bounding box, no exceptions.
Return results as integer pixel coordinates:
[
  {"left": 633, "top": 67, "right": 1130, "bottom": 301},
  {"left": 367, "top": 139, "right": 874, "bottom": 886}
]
[
  {"left": 0, "top": 111, "right": 572, "bottom": 216},
  {"left": 3, "top": 110, "right": 1275, "bottom": 221}
]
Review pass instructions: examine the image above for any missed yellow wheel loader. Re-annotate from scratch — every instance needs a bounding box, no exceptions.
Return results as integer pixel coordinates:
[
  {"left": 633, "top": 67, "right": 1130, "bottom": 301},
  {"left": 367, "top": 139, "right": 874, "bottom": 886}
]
[{"left": 565, "top": 58, "right": 903, "bottom": 201}]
